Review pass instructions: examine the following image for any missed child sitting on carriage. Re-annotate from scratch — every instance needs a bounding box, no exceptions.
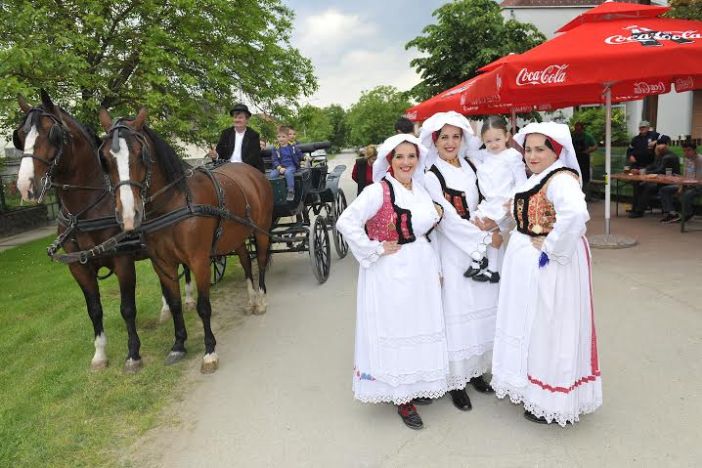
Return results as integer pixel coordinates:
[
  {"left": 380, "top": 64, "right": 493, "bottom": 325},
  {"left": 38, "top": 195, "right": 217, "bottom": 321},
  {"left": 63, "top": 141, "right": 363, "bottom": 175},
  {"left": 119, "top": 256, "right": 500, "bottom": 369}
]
[{"left": 269, "top": 125, "right": 304, "bottom": 201}]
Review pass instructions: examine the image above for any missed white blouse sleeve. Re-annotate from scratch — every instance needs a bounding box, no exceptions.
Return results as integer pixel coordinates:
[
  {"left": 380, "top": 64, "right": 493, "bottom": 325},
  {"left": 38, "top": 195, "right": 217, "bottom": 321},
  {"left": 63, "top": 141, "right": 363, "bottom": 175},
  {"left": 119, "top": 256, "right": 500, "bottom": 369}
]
[
  {"left": 542, "top": 173, "right": 589, "bottom": 264},
  {"left": 335, "top": 183, "right": 385, "bottom": 268},
  {"left": 423, "top": 172, "right": 493, "bottom": 259}
]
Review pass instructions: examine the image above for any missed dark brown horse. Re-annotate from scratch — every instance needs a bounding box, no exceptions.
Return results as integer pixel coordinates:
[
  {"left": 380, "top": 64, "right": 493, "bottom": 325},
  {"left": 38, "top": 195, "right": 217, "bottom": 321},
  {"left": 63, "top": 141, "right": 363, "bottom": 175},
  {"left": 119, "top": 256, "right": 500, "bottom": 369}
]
[
  {"left": 98, "top": 108, "right": 274, "bottom": 373},
  {"left": 13, "top": 90, "right": 193, "bottom": 372}
]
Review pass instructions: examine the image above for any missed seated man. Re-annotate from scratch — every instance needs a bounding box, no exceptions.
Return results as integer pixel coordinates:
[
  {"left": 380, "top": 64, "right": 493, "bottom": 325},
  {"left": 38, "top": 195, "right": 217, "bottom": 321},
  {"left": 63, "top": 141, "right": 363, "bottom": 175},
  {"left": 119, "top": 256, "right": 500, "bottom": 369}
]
[
  {"left": 627, "top": 120, "right": 659, "bottom": 169},
  {"left": 629, "top": 135, "right": 680, "bottom": 218},
  {"left": 659, "top": 141, "right": 702, "bottom": 223},
  {"left": 269, "top": 125, "right": 303, "bottom": 201},
  {"left": 208, "top": 103, "right": 264, "bottom": 172}
]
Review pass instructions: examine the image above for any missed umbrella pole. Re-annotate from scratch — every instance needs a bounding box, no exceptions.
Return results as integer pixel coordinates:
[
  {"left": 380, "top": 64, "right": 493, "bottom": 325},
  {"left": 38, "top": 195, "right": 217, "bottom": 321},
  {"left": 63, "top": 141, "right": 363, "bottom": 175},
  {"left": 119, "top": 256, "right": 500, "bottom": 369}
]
[
  {"left": 510, "top": 109, "right": 517, "bottom": 133},
  {"left": 605, "top": 87, "right": 612, "bottom": 235},
  {"left": 589, "top": 85, "right": 637, "bottom": 249}
]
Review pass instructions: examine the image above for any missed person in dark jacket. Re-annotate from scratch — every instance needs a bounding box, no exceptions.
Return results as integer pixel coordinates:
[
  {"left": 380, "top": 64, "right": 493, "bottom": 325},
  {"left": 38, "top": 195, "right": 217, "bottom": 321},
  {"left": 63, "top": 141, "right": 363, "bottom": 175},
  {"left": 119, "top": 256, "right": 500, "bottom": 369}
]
[
  {"left": 208, "top": 103, "right": 264, "bottom": 172},
  {"left": 351, "top": 144, "right": 377, "bottom": 195},
  {"left": 626, "top": 120, "right": 659, "bottom": 169},
  {"left": 629, "top": 135, "right": 680, "bottom": 218}
]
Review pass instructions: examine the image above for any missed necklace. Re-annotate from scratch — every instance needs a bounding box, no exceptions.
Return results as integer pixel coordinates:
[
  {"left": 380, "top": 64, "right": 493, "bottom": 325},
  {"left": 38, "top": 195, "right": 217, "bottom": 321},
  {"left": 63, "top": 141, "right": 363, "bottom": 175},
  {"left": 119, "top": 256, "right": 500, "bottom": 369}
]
[{"left": 444, "top": 156, "right": 460, "bottom": 167}]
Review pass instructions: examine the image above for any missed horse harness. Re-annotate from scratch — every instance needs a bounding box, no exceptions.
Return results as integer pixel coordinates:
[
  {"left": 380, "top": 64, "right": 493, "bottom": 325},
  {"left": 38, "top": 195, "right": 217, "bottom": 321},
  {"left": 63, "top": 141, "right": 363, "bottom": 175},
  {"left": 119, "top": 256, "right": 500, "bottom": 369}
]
[{"left": 54, "top": 122, "right": 271, "bottom": 265}]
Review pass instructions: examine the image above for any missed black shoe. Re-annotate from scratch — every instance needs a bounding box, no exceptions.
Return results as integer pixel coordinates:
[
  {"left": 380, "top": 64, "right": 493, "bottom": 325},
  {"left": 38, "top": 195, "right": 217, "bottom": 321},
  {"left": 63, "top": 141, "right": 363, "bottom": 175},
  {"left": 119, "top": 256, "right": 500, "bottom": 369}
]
[
  {"left": 412, "top": 397, "right": 433, "bottom": 406},
  {"left": 463, "top": 257, "right": 488, "bottom": 278},
  {"left": 523, "top": 410, "right": 549, "bottom": 424},
  {"left": 659, "top": 213, "right": 677, "bottom": 223},
  {"left": 628, "top": 211, "right": 644, "bottom": 219},
  {"left": 470, "top": 376, "right": 494, "bottom": 394},
  {"left": 488, "top": 271, "right": 500, "bottom": 283},
  {"left": 449, "top": 389, "right": 472, "bottom": 411},
  {"left": 472, "top": 271, "right": 492, "bottom": 282},
  {"left": 397, "top": 403, "right": 424, "bottom": 429}
]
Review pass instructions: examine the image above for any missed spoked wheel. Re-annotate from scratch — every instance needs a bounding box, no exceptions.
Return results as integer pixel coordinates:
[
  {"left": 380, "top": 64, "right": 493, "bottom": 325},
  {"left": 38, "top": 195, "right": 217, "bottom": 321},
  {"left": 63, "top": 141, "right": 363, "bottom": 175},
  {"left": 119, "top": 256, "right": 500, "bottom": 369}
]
[
  {"left": 211, "top": 256, "right": 227, "bottom": 285},
  {"left": 332, "top": 189, "right": 349, "bottom": 258},
  {"left": 308, "top": 216, "right": 331, "bottom": 284}
]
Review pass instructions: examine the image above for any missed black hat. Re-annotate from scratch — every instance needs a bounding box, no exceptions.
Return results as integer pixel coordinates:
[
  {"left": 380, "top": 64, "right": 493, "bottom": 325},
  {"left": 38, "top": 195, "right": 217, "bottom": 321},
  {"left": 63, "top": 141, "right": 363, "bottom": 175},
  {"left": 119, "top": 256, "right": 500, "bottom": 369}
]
[
  {"left": 229, "top": 103, "right": 251, "bottom": 117},
  {"left": 656, "top": 134, "right": 671, "bottom": 145}
]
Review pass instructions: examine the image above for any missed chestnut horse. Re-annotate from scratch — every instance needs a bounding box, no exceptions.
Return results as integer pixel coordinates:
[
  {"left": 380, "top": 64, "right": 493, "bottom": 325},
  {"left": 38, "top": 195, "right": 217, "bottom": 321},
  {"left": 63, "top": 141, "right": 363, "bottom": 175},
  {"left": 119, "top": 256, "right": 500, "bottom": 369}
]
[
  {"left": 13, "top": 90, "right": 191, "bottom": 372},
  {"left": 98, "top": 108, "right": 274, "bottom": 373}
]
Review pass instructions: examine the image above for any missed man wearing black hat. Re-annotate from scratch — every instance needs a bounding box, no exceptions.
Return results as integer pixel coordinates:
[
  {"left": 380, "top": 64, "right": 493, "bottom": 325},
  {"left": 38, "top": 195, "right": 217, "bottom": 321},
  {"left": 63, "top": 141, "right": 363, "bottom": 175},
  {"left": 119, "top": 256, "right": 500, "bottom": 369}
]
[
  {"left": 208, "top": 103, "right": 264, "bottom": 172},
  {"left": 629, "top": 134, "right": 680, "bottom": 218}
]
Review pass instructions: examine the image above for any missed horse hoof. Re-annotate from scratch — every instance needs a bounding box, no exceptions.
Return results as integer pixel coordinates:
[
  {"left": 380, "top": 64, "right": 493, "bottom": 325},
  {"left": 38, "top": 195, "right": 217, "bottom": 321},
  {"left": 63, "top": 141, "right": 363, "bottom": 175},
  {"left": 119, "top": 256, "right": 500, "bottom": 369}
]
[
  {"left": 165, "top": 350, "right": 186, "bottom": 366},
  {"left": 200, "top": 353, "right": 219, "bottom": 374},
  {"left": 90, "top": 359, "right": 108, "bottom": 371},
  {"left": 253, "top": 305, "right": 267, "bottom": 315},
  {"left": 124, "top": 358, "right": 143, "bottom": 373}
]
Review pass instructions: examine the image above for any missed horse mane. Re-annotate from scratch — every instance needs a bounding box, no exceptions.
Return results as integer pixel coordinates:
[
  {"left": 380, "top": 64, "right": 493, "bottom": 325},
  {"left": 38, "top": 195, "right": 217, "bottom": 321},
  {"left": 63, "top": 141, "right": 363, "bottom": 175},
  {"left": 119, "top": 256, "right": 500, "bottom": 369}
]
[
  {"left": 142, "top": 126, "right": 188, "bottom": 194},
  {"left": 55, "top": 107, "right": 101, "bottom": 149}
]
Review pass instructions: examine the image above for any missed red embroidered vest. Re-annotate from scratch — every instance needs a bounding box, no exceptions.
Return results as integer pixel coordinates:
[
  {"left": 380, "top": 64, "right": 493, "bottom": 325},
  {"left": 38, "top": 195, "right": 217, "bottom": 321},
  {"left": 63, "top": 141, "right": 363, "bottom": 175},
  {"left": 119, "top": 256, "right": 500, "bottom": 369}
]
[
  {"left": 365, "top": 179, "right": 416, "bottom": 244},
  {"left": 514, "top": 168, "right": 579, "bottom": 237}
]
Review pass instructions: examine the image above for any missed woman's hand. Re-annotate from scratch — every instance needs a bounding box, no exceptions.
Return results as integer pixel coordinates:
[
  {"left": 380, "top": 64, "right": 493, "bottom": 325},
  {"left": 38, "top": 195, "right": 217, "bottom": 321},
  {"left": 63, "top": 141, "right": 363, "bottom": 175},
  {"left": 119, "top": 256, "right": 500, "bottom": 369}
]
[
  {"left": 530, "top": 236, "right": 545, "bottom": 250},
  {"left": 490, "top": 231, "right": 503, "bottom": 249},
  {"left": 381, "top": 241, "right": 401, "bottom": 256},
  {"left": 474, "top": 217, "right": 498, "bottom": 231}
]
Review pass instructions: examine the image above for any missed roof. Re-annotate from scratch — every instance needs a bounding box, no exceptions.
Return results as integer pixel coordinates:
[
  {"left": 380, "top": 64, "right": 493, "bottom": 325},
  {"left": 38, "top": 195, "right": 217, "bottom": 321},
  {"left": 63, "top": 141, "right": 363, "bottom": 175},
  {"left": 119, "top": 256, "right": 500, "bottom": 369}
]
[{"left": 499, "top": 0, "right": 644, "bottom": 8}]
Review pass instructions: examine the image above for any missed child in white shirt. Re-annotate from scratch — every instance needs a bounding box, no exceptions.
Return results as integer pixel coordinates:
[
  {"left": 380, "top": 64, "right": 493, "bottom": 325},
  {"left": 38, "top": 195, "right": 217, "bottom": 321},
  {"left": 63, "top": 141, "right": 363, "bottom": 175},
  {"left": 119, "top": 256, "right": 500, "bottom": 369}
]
[{"left": 465, "top": 117, "right": 527, "bottom": 283}]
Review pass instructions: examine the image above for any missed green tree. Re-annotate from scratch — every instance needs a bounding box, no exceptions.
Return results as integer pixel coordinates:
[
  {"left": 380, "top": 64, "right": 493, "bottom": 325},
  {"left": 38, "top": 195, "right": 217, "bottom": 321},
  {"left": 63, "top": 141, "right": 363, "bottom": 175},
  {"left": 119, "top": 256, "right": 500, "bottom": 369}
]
[
  {"left": 569, "top": 107, "right": 628, "bottom": 146},
  {"left": 667, "top": 0, "right": 702, "bottom": 20},
  {"left": 323, "top": 104, "right": 349, "bottom": 151},
  {"left": 345, "top": 86, "right": 411, "bottom": 146},
  {"left": 292, "top": 105, "right": 332, "bottom": 143},
  {"left": 405, "top": 0, "right": 545, "bottom": 101},
  {"left": 0, "top": 0, "right": 317, "bottom": 148}
]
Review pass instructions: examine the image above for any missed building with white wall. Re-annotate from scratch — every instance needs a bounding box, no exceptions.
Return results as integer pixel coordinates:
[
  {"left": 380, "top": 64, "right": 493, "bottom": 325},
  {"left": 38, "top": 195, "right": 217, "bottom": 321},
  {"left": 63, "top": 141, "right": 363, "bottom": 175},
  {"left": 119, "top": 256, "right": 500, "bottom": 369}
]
[{"left": 500, "top": 0, "right": 701, "bottom": 141}]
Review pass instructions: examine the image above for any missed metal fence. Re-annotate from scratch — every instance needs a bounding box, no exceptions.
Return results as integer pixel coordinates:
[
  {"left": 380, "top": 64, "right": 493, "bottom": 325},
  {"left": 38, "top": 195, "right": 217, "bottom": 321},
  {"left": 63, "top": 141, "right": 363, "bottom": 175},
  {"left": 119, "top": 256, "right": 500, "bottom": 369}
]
[{"left": 0, "top": 173, "right": 58, "bottom": 220}]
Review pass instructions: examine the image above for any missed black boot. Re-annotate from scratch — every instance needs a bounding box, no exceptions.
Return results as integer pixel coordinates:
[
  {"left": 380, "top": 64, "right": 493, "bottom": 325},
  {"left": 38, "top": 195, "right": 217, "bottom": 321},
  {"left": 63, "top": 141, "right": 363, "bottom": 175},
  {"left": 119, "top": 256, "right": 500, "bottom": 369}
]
[
  {"left": 464, "top": 257, "right": 488, "bottom": 278},
  {"left": 412, "top": 397, "right": 433, "bottom": 405},
  {"left": 523, "top": 410, "right": 549, "bottom": 424},
  {"left": 397, "top": 403, "right": 424, "bottom": 429},
  {"left": 449, "top": 388, "right": 472, "bottom": 411},
  {"left": 470, "top": 375, "right": 494, "bottom": 394}
]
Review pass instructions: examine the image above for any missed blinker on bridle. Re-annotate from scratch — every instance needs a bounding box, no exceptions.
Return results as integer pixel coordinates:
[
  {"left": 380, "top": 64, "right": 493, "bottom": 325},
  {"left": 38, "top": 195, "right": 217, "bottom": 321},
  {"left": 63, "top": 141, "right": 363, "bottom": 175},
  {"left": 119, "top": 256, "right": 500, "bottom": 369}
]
[
  {"left": 16, "top": 108, "right": 68, "bottom": 203},
  {"left": 100, "top": 120, "right": 153, "bottom": 217}
]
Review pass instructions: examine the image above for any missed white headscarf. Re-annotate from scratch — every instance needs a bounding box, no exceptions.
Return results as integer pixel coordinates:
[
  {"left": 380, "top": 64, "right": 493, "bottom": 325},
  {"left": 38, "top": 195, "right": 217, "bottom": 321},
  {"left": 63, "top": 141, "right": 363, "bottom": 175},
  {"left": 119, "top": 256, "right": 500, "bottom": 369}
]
[
  {"left": 373, "top": 133, "right": 429, "bottom": 183},
  {"left": 418, "top": 111, "right": 477, "bottom": 169},
  {"left": 514, "top": 122, "right": 582, "bottom": 182}
]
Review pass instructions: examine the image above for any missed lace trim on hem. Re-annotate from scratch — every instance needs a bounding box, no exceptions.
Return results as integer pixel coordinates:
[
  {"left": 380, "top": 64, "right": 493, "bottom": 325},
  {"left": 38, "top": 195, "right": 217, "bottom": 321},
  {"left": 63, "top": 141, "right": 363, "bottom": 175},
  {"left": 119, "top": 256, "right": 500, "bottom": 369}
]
[
  {"left": 374, "top": 368, "right": 447, "bottom": 387},
  {"left": 377, "top": 332, "right": 445, "bottom": 347},
  {"left": 492, "top": 381, "right": 602, "bottom": 427},
  {"left": 446, "top": 367, "right": 490, "bottom": 391},
  {"left": 354, "top": 388, "right": 448, "bottom": 405},
  {"left": 447, "top": 344, "right": 493, "bottom": 362}
]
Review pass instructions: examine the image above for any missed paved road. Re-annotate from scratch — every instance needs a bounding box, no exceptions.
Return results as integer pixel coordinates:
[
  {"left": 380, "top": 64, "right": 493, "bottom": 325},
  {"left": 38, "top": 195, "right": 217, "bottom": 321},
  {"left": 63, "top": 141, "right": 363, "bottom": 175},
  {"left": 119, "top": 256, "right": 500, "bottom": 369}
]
[{"left": 130, "top": 152, "right": 702, "bottom": 467}]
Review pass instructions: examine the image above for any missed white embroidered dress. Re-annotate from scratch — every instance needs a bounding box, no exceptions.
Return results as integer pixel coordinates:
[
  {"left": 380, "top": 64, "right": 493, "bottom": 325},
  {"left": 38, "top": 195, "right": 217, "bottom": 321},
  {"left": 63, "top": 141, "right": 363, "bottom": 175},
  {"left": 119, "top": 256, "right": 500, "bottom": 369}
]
[
  {"left": 474, "top": 147, "right": 527, "bottom": 224},
  {"left": 491, "top": 159, "right": 602, "bottom": 426},
  {"left": 424, "top": 157, "right": 500, "bottom": 390},
  {"left": 336, "top": 175, "right": 449, "bottom": 404}
]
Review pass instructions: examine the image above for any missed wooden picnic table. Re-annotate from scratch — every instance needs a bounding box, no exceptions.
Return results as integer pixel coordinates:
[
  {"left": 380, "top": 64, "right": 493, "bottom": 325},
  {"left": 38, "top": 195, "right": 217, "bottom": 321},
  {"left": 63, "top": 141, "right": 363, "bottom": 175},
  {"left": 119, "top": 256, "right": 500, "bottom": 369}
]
[{"left": 611, "top": 172, "right": 702, "bottom": 232}]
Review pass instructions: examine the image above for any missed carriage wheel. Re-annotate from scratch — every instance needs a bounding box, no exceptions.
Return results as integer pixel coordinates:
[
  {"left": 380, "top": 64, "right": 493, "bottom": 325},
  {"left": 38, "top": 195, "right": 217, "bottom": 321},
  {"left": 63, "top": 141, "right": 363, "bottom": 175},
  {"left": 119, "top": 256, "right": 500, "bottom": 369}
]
[
  {"left": 308, "top": 216, "right": 331, "bottom": 284},
  {"left": 332, "top": 189, "right": 349, "bottom": 259},
  {"left": 211, "top": 256, "right": 227, "bottom": 285}
]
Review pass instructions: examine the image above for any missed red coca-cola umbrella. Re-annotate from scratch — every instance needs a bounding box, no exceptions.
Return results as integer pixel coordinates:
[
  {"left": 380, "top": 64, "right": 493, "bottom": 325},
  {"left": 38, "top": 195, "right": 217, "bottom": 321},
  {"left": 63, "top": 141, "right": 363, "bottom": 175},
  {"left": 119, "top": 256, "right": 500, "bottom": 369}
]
[{"left": 472, "top": 2, "right": 702, "bottom": 245}]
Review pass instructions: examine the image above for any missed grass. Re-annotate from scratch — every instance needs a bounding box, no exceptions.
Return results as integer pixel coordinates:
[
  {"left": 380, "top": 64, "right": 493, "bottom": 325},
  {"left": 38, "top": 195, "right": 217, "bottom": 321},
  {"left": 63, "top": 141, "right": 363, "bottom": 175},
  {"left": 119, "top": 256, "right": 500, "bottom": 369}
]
[{"left": 0, "top": 236, "right": 241, "bottom": 467}]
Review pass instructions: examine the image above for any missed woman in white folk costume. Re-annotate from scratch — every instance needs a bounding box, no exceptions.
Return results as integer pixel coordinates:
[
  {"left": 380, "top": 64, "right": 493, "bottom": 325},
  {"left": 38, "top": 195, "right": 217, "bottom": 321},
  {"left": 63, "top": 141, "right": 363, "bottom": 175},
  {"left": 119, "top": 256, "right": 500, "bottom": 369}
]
[
  {"left": 491, "top": 122, "right": 602, "bottom": 426},
  {"left": 335, "top": 134, "right": 448, "bottom": 430},
  {"left": 419, "top": 111, "right": 502, "bottom": 411}
]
